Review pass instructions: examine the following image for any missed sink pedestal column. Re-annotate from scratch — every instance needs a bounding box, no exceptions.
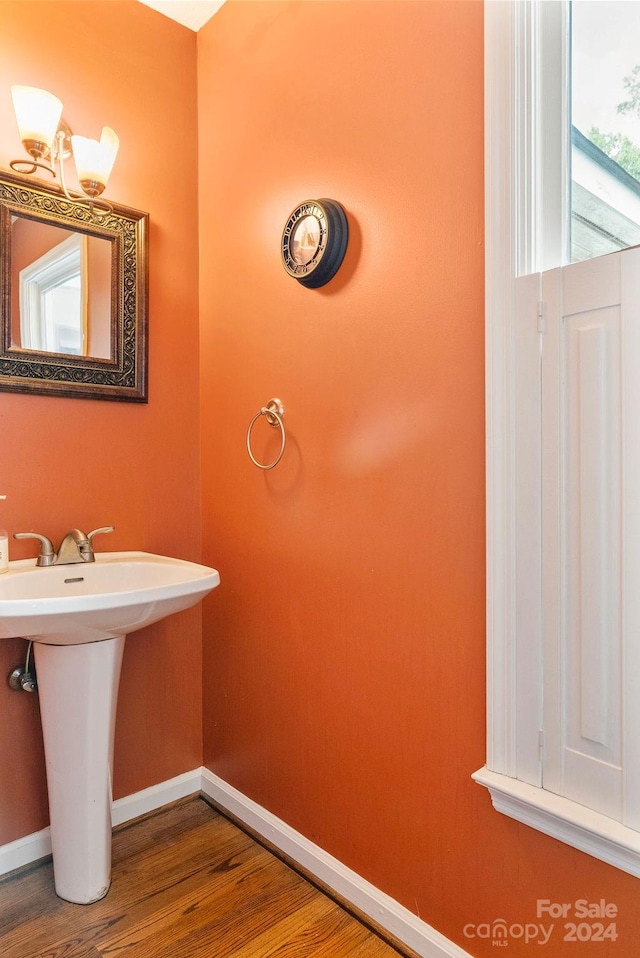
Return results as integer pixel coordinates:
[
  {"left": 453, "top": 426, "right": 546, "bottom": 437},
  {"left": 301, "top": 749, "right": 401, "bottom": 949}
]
[{"left": 34, "top": 635, "right": 125, "bottom": 904}]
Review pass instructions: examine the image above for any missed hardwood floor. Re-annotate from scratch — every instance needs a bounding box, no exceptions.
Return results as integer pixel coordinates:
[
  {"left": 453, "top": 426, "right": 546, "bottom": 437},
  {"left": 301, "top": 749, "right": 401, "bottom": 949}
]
[{"left": 0, "top": 797, "right": 410, "bottom": 958}]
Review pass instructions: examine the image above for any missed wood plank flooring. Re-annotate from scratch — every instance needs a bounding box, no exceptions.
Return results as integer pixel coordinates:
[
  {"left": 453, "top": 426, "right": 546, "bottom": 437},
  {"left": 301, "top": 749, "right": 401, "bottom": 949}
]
[{"left": 0, "top": 797, "right": 409, "bottom": 958}]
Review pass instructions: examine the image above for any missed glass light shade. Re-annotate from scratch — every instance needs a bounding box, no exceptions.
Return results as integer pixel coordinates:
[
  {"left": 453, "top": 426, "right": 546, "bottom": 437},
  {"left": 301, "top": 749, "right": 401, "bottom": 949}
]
[
  {"left": 71, "top": 126, "right": 119, "bottom": 196},
  {"left": 11, "top": 85, "right": 63, "bottom": 156}
]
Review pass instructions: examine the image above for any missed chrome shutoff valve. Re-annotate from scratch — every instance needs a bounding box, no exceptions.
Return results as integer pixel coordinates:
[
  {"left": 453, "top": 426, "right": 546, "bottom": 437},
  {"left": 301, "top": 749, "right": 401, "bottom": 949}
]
[{"left": 7, "top": 641, "right": 37, "bottom": 693}]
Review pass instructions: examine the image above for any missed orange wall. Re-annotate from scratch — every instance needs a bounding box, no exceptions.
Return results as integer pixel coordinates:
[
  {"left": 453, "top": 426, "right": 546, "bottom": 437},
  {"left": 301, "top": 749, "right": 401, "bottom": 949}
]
[
  {"left": 1, "top": 3, "right": 639, "bottom": 956},
  {"left": 0, "top": 1, "right": 202, "bottom": 844},
  {"left": 198, "top": 3, "right": 640, "bottom": 957}
]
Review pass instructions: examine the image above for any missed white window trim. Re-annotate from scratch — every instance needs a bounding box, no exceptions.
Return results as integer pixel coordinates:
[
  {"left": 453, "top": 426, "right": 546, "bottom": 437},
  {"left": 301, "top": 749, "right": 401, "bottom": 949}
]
[
  {"left": 475, "top": 0, "right": 640, "bottom": 878},
  {"left": 19, "top": 233, "right": 87, "bottom": 353},
  {"left": 473, "top": 767, "right": 640, "bottom": 878}
]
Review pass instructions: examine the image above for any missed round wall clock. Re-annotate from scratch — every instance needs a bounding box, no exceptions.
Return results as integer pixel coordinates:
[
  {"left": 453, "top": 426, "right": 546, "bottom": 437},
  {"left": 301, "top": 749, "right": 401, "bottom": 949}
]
[{"left": 281, "top": 198, "right": 349, "bottom": 288}]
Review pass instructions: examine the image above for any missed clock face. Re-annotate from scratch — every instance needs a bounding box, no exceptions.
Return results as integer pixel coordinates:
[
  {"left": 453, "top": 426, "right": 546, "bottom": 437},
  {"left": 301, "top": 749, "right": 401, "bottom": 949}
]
[
  {"left": 290, "top": 215, "right": 321, "bottom": 266},
  {"left": 281, "top": 199, "right": 348, "bottom": 288}
]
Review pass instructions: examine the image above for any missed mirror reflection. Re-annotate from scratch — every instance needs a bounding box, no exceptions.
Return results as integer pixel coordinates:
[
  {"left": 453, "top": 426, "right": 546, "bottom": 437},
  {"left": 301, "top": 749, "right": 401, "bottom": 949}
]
[
  {"left": 11, "top": 217, "right": 113, "bottom": 359},
  {"left": 0, "top": 169, "right": 148, "bottom": 402}
]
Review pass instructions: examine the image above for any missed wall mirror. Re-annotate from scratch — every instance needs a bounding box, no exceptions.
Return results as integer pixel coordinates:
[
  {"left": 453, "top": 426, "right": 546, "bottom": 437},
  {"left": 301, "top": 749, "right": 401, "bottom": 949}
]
[{"left": 0, "top": 169, "right": 148, "bottom": 401}]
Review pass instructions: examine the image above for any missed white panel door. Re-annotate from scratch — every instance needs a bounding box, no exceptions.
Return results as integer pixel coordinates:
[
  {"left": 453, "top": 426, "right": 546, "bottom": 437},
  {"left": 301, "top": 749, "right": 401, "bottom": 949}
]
[{"left": 540, "top": 251, "right": 637, "bottom": 821}]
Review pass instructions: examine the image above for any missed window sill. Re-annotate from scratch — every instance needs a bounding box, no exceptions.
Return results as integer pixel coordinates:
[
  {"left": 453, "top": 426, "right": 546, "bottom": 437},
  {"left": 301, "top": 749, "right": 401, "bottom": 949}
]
[{"left": 472, "top": 766, "right": 640, "bottom": 878}]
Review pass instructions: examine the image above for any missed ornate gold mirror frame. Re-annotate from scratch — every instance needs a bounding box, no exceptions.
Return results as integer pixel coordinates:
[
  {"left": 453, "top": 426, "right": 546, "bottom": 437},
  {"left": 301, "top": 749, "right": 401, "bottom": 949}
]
[{"left": 0, "top": 169, "right": 148, "bottom": 401}]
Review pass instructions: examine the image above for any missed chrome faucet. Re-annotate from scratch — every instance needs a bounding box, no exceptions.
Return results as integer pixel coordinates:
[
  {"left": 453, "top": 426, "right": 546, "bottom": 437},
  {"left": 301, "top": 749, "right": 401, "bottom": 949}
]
[
  {"left": 14, "top": 526, "right": 115, "bottom": 566},
  {"left": 57, "top": 529, "right": 95, "bottom": 565}
]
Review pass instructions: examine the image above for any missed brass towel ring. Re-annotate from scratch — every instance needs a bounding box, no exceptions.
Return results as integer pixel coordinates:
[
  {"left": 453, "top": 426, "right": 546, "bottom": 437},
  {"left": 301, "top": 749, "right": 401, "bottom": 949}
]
[{"left": 246, "top": 398, "right": 286, "bottom": 470}]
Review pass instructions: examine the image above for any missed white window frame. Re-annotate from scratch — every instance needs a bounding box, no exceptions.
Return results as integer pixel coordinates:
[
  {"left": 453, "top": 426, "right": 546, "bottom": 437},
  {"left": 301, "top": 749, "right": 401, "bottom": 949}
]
[
  {"left": 474, "top": 0, "right": 640, "bottom": 878},
  {"left": 19, "top": 233, "right": 87, "bottom": 354}
]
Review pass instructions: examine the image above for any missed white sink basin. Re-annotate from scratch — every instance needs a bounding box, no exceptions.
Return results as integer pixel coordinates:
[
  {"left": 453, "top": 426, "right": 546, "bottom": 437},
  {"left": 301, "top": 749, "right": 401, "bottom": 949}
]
[
  {"left": 0, "top": 550, "right": 220, "bottom": 644},
  {"left": 1, "top": 548, "right": 220, "bottom": 906}
]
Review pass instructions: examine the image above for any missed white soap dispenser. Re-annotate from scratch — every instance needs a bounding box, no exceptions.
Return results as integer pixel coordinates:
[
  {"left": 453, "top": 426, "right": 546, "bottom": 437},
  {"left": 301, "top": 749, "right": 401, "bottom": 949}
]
[{"left": 0, "top": 495, "right": 8, "bottom": 574}]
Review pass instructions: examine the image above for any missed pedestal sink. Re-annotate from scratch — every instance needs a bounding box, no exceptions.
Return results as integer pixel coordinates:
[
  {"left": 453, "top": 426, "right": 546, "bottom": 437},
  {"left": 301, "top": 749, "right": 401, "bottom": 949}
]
[{"left": 0, "top": 551, "right": 220, "bottom": 904}]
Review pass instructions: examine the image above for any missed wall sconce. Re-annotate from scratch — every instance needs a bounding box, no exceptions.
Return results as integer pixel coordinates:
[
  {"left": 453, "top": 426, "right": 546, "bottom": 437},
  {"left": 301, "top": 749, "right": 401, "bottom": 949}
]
[{"left": 9, "top": 85, "right": 119, "bottom": 209}]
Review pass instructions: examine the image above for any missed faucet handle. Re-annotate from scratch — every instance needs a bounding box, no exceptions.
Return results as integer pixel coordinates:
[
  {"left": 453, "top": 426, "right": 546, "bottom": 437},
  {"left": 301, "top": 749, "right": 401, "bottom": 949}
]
[
  {"left": 87, "top": 526, "right": 115, "bottom": 546},
  {"left": 14, "top": 532, "right": 57, "bottom": 567}
]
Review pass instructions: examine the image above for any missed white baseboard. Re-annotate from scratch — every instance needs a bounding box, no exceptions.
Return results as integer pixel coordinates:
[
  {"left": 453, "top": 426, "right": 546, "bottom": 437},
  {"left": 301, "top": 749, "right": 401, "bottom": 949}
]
[
  {"left": 111, "top": 768, "right": 202, "bottom": 827},
  {"left": 0, "top": 826, "right": 52, "bottom": 878},
  {"left": 1, "top": 767, "right": 470, "bottom": 958},
  {"left": 200, "top": 768, "right": 471, "bottom": 958},
  {"left": 0, "top": 767, "right": 202, "bottom": 878}
]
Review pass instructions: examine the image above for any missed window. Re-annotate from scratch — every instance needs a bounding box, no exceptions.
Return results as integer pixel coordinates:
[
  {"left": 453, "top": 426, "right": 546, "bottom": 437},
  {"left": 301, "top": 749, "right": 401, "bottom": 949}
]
[
  {"left": 571, "top": 1, "right": 640, "bottom": 260},
  {"left": 476, "top": 0, "right": 640, "bottom": 878},
  {"left": 19, "top": 234, "right": 87, "bottom": 355}
]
